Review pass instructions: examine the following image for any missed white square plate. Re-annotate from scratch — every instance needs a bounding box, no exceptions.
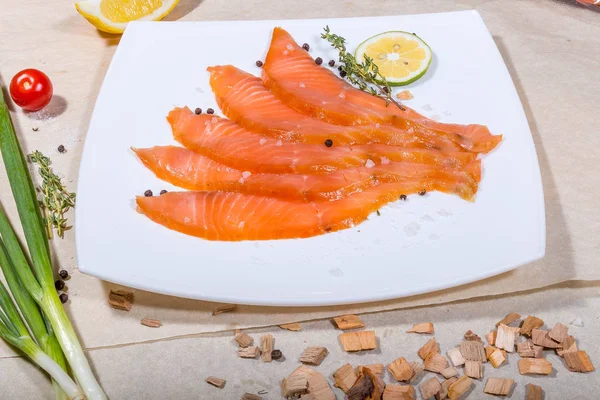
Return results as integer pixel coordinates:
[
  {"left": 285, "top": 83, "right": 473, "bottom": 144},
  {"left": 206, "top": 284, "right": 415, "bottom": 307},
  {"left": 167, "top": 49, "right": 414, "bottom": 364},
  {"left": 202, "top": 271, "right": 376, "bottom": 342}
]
[{"left": 76, "top": 10, "right": 545, "bottom": 306}]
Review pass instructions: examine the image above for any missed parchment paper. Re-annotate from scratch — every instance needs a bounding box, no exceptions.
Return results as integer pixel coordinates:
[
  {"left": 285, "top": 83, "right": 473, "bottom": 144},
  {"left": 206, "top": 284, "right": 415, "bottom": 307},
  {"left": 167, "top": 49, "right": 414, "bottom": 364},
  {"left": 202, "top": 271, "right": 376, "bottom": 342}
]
[
  {"left": 0, "top": 0, "right": 598, "bottom": 359},
  {"left": 2, "top": 281, "right": 599, "bottom": 398}
]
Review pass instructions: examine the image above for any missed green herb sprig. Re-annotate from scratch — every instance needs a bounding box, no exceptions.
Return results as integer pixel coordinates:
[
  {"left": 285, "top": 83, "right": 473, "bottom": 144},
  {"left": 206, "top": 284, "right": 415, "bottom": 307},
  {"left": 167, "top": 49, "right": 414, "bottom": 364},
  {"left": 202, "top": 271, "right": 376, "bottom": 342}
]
[
  {"left": 28, "top": 151, "right": 76, "bottom": 239},
  {"left": 321, "top": 26, "right": 405, "bottom": 111}
]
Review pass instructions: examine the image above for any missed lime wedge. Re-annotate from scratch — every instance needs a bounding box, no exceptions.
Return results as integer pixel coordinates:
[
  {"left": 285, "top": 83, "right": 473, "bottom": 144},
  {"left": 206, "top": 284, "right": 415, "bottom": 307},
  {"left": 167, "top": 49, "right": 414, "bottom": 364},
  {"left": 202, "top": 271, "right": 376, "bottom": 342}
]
[{"left": 355, "top": 31, "right": 433, "bottom": 86}]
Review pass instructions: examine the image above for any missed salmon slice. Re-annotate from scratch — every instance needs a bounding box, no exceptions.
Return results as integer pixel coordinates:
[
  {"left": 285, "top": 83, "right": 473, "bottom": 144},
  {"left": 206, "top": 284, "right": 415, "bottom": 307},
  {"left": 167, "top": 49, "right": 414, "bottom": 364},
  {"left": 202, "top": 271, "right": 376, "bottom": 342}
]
[
  {"left": 134, "top": 146, "right": 480, "bottom": 202},
  {"left": 168, "top": 107, "right": 477, "bottom": 174},
  {"left": 136, "top": 180, "right": 474, "bottom": 241},
  {"left": 262, "top": 27, "right": 502, "bottom": 153},
  {"left": 208, "top": 65, "right": 463, "bottom": 151}
]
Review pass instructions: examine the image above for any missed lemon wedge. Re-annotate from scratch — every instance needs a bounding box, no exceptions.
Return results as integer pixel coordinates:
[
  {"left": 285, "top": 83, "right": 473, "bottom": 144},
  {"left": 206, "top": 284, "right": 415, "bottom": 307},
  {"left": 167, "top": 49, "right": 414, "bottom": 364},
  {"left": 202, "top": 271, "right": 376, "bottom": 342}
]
[
  {"left": 76, "top": 0, "right": 179, "bottom": 34},
  {"left": 355, "top": 31, "right": 432, "bottom": 86}
]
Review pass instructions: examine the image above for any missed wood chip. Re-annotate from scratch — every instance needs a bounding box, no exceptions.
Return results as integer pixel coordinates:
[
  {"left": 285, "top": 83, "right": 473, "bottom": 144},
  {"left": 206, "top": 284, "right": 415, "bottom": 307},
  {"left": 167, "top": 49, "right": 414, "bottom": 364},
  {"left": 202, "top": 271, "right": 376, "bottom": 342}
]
[
  {"left": 441, "top": 367, "right": 458, "bottom": 379},
  {"left": 205, "top": 376, "right": 226, "bottom": 389},
  {"left": 333, "top": 363, "right": 358, "bottom": 393},
  {"left": 212, "top": 304, "right": 237, "bottom": 315},
  {"left": 396, "top": 90, "right": 414, "bottom": 100},
  {"left": 516, "top": 340, "right": 543, "bottom": 358},
  {"left": 360, "top": 364, "right": 384, "bottom": 377},
  {"left": 424, "top": 353, "right": 448, "bottom": 374},
  {"left": 464, "top": 360, "right": 483, "bottom": 379},
  {"left": 237, "top": 346, "right": 260, "bottom": 359},
  {"left": 495, "top": 312, "right": 521, "bottom": 327},
  {"left": 300, "top": 347, "right": 328, "bottom": 366},
  {"left": 531, "top": 329, "right": 562, "bottom": 349},
  {"left": 339, "top": 330, "right": 377, "bottom": 352},
  {"left": 279, "top": 323, "right": 302, "bottom": 331},
  {"left": 419, "top": 377, "right": 442, "bottom": 400},
  {"left": 564, "top": 350, "right": 595, "bottom": 372},
  {"left": 520, "top": 315, "right": 544, "bottom": 336},
  {"left": 241, "top": 394, "right": 262, "bottom": 400},
  {"left": 463, "top": 330, "right": 481, "bottom": 342},
  {"left": 441, "top": 377, "right": 458, "bottom": 392},
  {"left": 447, "top": 347, "right": 466, "bottom": 367},
  {"left": 460, "top": 340, "right": 486, "bottom": 362},
  {"left": 333, "top": 314, "right": 365, "bottom": 330},
  {"left": 347, "top": 366, "right": 384, "bottom": 400},
  {"left": 388, "top": 357, "right": 413, "bottom": 382},
  {"left": 548, "top": 322, "right": 569, "bottom": 343},
  {"left": 526, "top": 384, "right": 543, "bottom": 400},
  {"left": 418, "top": 338, "right": 440, "bottom": 360},
  {"left": 407, "top": 322, "right": 434, "bottom": 334},
  {"left": 518, "top": 358, "right": 552, "bottom": 375},
  {"left": 108, "top": 290, "right": 133, "bottom": 311},
  {"left": 556, "top": 335, "right": 577, "bottom": 357},
  {"left": 487, "top": 348, "right": 506, "bottom": 368},
  {"left": 409, "top": 361, "right": 425, "bottom": 384},
  {"left": 448, "top": 375, "right": 472, "bottom": 400},
  {"left": 383, "top": 384, "right": 415, "bottom": 400},
  {"left": 486, "top": 331, "right": 497, "bottom": 346},
  {"left": 295, "top": 366, "right": 335, "bottom": 400},
  {"left": 140, "top": 318, "right": 161, "bottom": 328},
  {"left": 260, "top": 334, "right": 274, "bottom": 362},
  {"left": 234, "top": 332, "right": 254, "bottom": 348},
  {"left": 495, "top": 324, "right": 520, "bottom": 352},
  {"left": 281, "top": 374, "right": 308, "bottom": 398},
  {"left": 483, "top": 378, "right": 514, "bottom": 396}
]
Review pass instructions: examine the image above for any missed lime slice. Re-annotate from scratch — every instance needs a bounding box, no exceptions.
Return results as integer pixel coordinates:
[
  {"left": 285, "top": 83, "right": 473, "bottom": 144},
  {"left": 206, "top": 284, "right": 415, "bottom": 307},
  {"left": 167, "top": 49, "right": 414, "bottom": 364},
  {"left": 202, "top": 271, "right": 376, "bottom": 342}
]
[{"left": 355, "top": 31, "right": 432, "bottom": 86}]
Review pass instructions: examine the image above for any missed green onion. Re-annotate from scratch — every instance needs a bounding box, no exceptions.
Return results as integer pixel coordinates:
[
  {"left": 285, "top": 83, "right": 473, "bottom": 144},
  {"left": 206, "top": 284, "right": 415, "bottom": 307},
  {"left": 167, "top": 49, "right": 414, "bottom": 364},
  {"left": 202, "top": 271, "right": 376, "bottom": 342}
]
[{"left": 0, "top": 86, "right": 106, "bottom": 398}]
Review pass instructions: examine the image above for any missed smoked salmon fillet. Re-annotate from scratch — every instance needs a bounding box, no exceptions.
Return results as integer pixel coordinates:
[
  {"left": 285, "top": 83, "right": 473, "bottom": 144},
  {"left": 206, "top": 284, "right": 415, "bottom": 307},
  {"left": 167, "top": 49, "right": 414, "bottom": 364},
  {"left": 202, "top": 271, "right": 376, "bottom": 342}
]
[
  {"left": 208, "top": 65, "right": 463, "bottom": 152},
  {"left": 137, "top": 180, "right": 474, "bottom": 241},
  {"left": 168, "top": 107, "right": 477, "bottom": 174},
  {"left": 134, "top": 146, "right": 480, "bottom": 202},
  {"left": 262, "top": 27, "right": 502, "bottom": 153}
]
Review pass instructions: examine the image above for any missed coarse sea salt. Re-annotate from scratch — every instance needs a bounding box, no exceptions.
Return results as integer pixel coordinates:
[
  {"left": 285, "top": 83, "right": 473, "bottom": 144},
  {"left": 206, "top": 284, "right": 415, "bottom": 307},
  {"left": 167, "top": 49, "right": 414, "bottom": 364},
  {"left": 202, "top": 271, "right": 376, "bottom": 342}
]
[
  {"left": 365, "top": 159, "right": 375, "bottom": 168},
  {"left": 259, "top": 138, "right": 267, "bottom": 145},
  {"left": 298, "top": 82, "right": 306, "bottom": 88},
  {"left": 381, "top": 157, "right": 390, "bottom": 165},
  {"left": 238, "top": 221, "right": 245, "bottom": 229},
  {"left": 242, "top": 171, "right": 252, "bottom": 179},
  {"left": 276, "top": 140, "right": 282, "bottom": 146}
]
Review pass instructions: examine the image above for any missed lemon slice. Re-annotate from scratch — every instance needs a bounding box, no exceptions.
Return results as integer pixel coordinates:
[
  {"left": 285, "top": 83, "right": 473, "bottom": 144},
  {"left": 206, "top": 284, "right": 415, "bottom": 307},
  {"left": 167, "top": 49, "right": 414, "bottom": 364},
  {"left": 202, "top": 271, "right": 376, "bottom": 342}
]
[
  {"left": 355, "top": 31, "right": 432, "bottom": 86},
  {"left": 76, "top": 0, "right": 179, "bottom": 34}
]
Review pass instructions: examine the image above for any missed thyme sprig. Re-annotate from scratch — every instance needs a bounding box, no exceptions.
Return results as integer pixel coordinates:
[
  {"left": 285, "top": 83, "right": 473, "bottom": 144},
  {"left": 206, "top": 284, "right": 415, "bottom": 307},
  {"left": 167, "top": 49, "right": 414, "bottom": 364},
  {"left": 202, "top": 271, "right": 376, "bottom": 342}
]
[
  {"left": 28, "top": 151, "right": 76, "bottom": 239},
  {"left": 321, "top": 26, "right": 405, "bottom": 111}
]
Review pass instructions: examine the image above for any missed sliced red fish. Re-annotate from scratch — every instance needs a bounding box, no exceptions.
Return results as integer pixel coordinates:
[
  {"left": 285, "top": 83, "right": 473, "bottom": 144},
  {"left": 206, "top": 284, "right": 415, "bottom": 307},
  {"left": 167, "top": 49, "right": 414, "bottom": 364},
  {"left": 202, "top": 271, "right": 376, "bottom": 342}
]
[
  {"left": 168, "top": 107, "right": 477, "bottom": 174},
  {"left": 262, "top": 27, "right": 502, "bottom": 153},
  {"left": 134, "top": 146, "right": 480, "bottom": 202},
  {"left": 208, "top": 65, "right": 463, "bottom": 151},
  {"left": 137, "top": 180, "right": 474, "bottom": 241}
]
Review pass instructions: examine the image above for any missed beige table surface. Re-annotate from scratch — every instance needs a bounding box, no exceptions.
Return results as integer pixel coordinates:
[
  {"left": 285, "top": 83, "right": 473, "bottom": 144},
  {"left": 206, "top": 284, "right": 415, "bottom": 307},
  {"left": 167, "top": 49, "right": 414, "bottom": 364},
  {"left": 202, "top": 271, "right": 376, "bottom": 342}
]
[{"left": 1, "top": 0, "right": 599, "bottom": 398}]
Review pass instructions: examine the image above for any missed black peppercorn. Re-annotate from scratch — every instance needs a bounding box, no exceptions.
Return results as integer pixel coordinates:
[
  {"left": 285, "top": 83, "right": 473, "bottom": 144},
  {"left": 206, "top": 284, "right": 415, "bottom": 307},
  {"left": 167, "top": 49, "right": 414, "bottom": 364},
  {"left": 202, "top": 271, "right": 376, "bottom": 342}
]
[
  {"left": 144, "top": 190, "right": 153, "bottom": 197},
  {"left": 419, "top": 189, "right": 427, "bottom": 196},
  {"left": 315, "top": 57, "right": 323, "bottom": 65},
  {"left": 324, "top": 139, "right": 333, "bottom": 147},
  {"left": 194, "top": 108, "right": 202, "bottom": 115},
  {"left": 302, "top": 43, "right": 310, "bottom": 51},
  {"left": 59, "top": 293, "right": 69, "bottom": 304},
  {"left": 57, "top": 145, "right": 66, "bottom": 153},
  {"left": 255, "top": 60, "right": 263, "bottom": 67},
  {"left": 59, "top": 270, "right": 69, "bottom": 279},
  {"left": 160, "top": 189, "right": 168, "bottom": 195},
  {"left": 207, "top": 108, "right": 215, "bottom": 114},
  {"left": 381, "top": 86, "right": 389, "bottom": 94},
  {"left": 338, "top": 66, "right": 342, "bottom": 71},
  {"left": 400, "top": 194, "right": 407, "bottom": 201},
  {"left": 328, "top": 60, "right": 335, "bottom": 67},
  {"left": 55, "top": 279, "right": 65, "bottom": 291},
  {"left": 271, "top": 349, "right": 283, "bottom": 360},
  {"left": 340, "top": 70, "right": 347, "bottom": 78}
]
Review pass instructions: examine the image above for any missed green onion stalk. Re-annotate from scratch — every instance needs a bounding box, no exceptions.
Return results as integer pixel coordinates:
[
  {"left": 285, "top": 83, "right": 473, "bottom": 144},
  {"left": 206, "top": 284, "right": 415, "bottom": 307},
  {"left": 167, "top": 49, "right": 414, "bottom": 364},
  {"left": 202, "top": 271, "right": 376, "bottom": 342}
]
[{"left": 0, "top": 86, "right": 106, "bottom": 399}]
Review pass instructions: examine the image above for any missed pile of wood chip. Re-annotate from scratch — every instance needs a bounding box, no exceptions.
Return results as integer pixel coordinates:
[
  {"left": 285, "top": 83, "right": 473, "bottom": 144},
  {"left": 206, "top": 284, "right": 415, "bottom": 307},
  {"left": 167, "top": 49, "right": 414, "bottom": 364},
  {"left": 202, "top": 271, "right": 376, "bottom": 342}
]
[{"left": 206, "top": 312, "right": 594, "bottom": 399}]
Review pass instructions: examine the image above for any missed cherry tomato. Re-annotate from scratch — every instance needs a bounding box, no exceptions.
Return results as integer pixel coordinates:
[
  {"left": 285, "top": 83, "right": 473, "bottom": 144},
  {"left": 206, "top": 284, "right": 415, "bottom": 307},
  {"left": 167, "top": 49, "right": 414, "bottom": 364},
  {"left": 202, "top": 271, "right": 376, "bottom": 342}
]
[{"left": 9, "top": 69, "right": 53, "bottom": 111}]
